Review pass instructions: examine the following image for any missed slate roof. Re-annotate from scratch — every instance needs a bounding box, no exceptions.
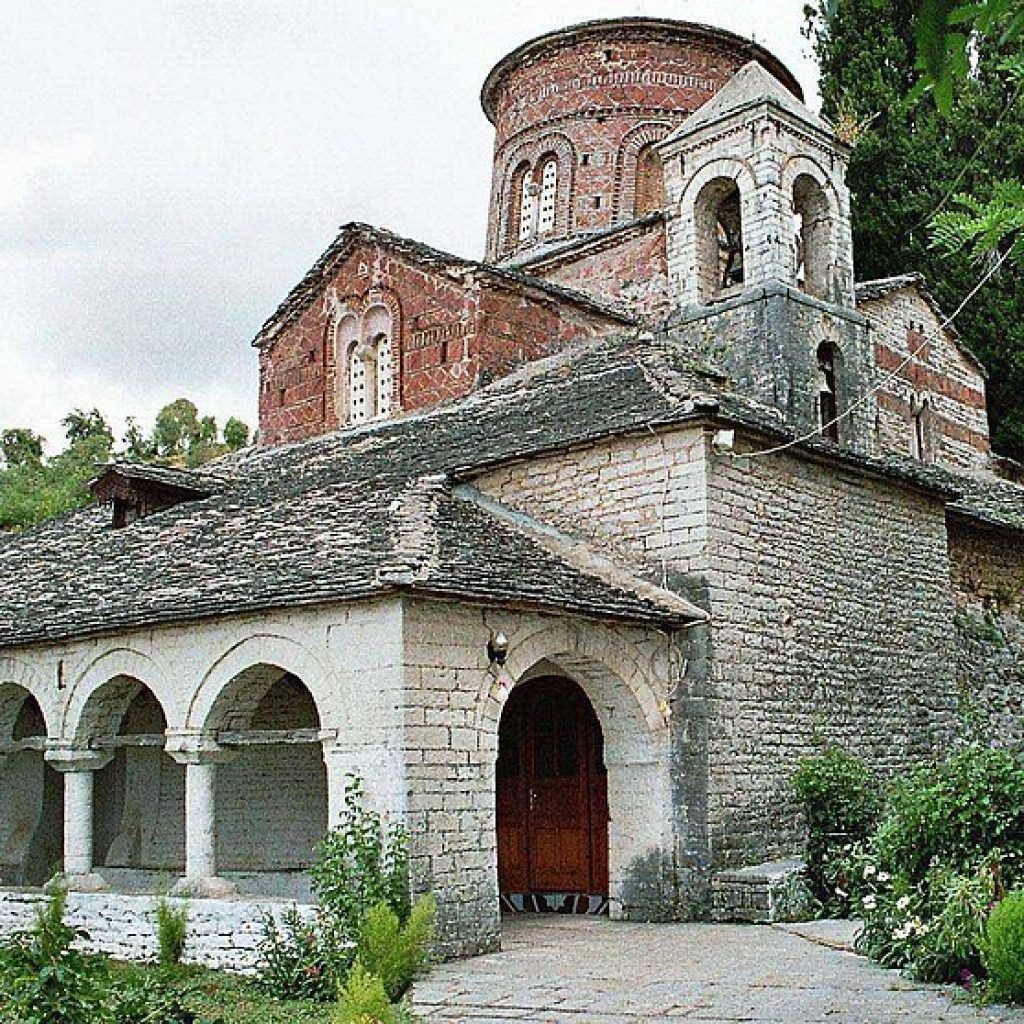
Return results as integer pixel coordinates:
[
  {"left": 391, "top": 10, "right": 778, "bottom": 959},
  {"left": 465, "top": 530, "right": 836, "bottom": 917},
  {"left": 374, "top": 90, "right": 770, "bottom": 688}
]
[
  {"left": 2, "top": 331, "right": 1022, "bottom": 649},
  {"left": 252, "top": 222, "right": 635, "bottom": 350}
]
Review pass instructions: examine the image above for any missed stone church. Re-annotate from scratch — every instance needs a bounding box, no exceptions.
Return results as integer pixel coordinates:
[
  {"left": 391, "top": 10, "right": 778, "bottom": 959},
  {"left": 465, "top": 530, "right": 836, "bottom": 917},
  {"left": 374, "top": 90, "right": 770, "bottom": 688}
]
[{"left": 1, "top": 18, "right": 1022, "bottom": 962}]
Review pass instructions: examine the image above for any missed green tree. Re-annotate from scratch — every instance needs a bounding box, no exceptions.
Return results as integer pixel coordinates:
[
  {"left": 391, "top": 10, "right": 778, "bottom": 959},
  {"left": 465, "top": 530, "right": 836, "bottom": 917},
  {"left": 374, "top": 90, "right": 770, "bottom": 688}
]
[
  {"left": 806, "top": 0, "right": 1024, "bottom": 460},
  {"left": 223, "top": 416, "right": 250, "bottom": 451},
  {"left": 61, "top": 408, "right": 114, "bottom": 450},
  {"left": 0, "top": 429, "right": 44, "bottom": 470},
  {"left": 152, "top": 398, "right": 202, "bottom": 460}
]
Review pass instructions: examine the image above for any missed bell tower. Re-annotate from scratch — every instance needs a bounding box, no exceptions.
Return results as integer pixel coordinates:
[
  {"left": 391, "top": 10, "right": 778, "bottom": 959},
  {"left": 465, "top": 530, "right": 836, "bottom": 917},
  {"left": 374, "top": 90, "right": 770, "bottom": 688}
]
[{"left": 658, "top": 63, "right": 875, "bottom": 451}]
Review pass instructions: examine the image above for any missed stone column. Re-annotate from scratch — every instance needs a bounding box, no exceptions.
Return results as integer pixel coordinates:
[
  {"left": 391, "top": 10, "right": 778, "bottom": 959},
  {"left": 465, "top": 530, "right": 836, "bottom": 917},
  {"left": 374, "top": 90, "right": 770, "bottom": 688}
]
[
  {"left": 166, "top": 737, "right": 236, "bottom": 898},
  {"left": 45, "top": 748, "right": 112, "bottom": 892}
]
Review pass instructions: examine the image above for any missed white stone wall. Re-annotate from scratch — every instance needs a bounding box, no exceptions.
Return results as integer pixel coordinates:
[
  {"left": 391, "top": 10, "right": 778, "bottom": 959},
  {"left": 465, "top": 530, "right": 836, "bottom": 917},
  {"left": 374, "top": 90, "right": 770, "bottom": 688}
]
[
  {"left": 401, "top": 599, "right": 677, "bottom": 954},
  {"left": 0, "top": 890, "right": 313, "bottom": 972},
  {"left": 702, "top": 442, "right": 959, "bottom": 867},
  {"left": 474, "top": 426, "right": 710, "bottom": 575}
]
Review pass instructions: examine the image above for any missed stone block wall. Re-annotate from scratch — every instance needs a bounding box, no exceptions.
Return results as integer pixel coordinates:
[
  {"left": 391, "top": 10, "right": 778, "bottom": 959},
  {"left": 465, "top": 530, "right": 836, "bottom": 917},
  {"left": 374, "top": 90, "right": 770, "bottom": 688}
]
[
  {"left": 667, "top": 288, "right": 877, "bottom": 453},
  {"left": 0, "top": 890, "right": 313, "bottom": 972},
  {"left": 859, "top": 286, "right": 991, "bottom": 472},
  {"left": 949, "top": 521, "right": 1024, "bottom": 748},
  {"left": 400, "top": 600, "right": 679, "bottom": 953},
  {"left": 474, "top": 425, "right": 710, "bottom": 577},
  {"left": 702, "top": 444, "right": 959, "bottom": 868}
]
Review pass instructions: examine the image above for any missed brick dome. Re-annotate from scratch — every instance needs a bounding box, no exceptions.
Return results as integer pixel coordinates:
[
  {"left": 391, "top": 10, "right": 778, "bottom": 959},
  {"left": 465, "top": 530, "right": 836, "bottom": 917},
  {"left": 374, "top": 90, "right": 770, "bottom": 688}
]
[{"left": 481, "top": 18, "right": 802, "bottom": 262}]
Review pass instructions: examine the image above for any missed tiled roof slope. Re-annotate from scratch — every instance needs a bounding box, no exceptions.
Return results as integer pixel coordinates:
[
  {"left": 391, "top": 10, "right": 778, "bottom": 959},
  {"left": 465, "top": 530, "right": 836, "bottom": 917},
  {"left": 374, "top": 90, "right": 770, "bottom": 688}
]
[{"left": 2, "top": 332, "right": 1021, "bottom": 648}]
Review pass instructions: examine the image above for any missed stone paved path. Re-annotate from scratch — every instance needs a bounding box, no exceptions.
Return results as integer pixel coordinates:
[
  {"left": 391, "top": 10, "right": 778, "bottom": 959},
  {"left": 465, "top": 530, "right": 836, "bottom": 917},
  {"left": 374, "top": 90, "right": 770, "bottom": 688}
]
[{"left": 411, "top": 916, "right": 1024, "bottom": 1023}]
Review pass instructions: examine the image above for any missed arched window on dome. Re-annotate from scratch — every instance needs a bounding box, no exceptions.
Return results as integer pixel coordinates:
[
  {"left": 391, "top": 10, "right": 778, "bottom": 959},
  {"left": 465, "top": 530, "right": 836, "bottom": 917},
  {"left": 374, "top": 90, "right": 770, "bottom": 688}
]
[
  {"left": 792, "top": 174, "right": 832, "bottom": 300},
  {"left": 695, "top": 177, "right": 744, "bottom": 302},
  {"left": 363, "top": 305, "right": 393, "bottom": 421},
  {"left": 817, "top": 341, "right": 843, "bottom": 443},
  {"left": 537, "top": 157, "right": 558, "bottom": 235},
  {"left": 335, "top": 313, "right": 361, "bottom": 425},
  {"left": 634, "top": 143, "right": 664, "bottom": 217},
  {"left": 509, "top": 162, "right": 533, "bottom": 245}
]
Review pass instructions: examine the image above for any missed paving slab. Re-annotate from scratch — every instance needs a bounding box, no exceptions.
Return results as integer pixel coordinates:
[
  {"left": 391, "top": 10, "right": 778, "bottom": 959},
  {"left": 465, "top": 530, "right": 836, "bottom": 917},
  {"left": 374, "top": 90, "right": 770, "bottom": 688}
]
[{"left": 411, "top": 916, "right": 1024, "bottom": 1023}]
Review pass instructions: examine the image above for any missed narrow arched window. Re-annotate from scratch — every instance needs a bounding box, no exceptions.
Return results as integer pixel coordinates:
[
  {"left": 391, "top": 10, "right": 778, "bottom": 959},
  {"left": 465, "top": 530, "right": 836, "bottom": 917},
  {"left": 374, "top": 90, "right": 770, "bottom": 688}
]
[
  {"left": 634, "top": 143, "right": 664, "bottom": 217},
  {"left": 374, "top": 332, "right": 393, "bottom": 417},
  {"left": 911, "top": 392, "right": 933, "bottom": 461},
  {"left": 509, "top": 162, "right": 532, "bottom": 246},
  {"left": 792, "top": 175, "right": 831, "bottom": 299},
  {"left": 537, "top": 157, "right": 558, "bottom": 235},
  {"left": 518, "top": 170, "right": 535, "bottom": 241},
  {"left": 695, "top": 178, "right": 744, "bottom": 302},
  {"left": 817, "top": 341, "right": 842, "bottom": 442},
  {"left": 348, "top": 343, "right": 369, "bottom": 424}
]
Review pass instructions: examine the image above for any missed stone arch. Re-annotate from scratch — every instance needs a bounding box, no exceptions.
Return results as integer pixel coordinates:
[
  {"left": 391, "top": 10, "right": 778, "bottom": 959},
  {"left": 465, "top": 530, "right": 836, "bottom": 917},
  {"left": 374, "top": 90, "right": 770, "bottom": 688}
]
[
  {"left": 63, "top": 647, "right": 176, "bottom": 746},
  {"left": 495, "top": 132, "right": 577, "bottom": 254},
  {"left": 614, "top": 121, "right": 673, "bottom": 221},
  {"left": 477, "top": 622, "right": 668, "bottom": 756},
  {"left": 481, "top": 622, "right": 673, "bottom": 918},
  {"left": 362, "top": 302, "right": 395, "bottom": 420},
  {"left": 0, "top": 657, "right": 53, "bottom": 739},
  {"left": 783, "top": 157, "right": 840, "bottom": 300},
  {"left": 187, "top": 633, "right": 339, "bottom": 735},
  {"left": 333, "top": 310, "right": 360, "bottom": 425},
  {"left": 676, "top": 158, "right": 757, "bottom": 304}
]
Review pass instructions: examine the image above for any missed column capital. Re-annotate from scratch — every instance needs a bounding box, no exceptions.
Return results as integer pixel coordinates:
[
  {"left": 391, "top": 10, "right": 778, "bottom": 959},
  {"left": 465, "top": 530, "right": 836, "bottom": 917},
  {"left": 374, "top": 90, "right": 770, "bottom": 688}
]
[
  {"left": 165, "top": 732, "right": 235, "bottom": 765},
  {"left": 45, "top": 746, "right": 113, "bottom": 772}
]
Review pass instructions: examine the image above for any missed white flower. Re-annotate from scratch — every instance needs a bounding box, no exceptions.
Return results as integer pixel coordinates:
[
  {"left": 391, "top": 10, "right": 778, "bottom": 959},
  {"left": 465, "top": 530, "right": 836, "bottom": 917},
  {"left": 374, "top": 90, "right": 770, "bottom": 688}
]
[
  {"left": 896, "top": 895, "right": 911, "bottom": 911},
  {"left": 863, "top": 864, "right": 877, "bottom": 878},
  {"left": 877, "top": 871, "right": 891, "bottom": 883},
  {"left": 862, "top": 894, "right": 877, "bottom": 910},
  {"left": 894, "top": 922, "right": 913, "bottom": 940}
]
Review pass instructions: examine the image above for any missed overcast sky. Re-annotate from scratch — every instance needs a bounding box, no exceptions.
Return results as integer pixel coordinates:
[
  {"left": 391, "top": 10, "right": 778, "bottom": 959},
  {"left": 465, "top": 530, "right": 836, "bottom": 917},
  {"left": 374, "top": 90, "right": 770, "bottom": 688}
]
[{"left": 1, "top": 1, "right": 818, "bottom": 451}]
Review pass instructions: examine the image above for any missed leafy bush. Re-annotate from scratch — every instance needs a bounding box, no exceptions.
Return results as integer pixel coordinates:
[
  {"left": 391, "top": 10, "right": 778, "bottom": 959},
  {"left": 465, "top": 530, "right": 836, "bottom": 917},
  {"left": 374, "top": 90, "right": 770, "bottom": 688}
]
[
  {"left": 870, "top": 746, "right": 1024, "bottom": 884},
  {"left": 0, "top": 885, "right": 111, "bottom": 1024},
  {"left": 849, "top": 745, "right": 1024, "bottom": 985},
  {"left": 355, "top": 896, "right": 435, "bottom": 1002},
  {"left": 334, "top": 962, "right": 412, "bottom": 1024},
  {"left": 108, "top": 970, "right": 195, "bottom": 1024},
  {"left": 312, "top": 777, "right": 411, "bottom": 941},
  {"left": 792, "top": 747, "right": 882, "bottom": 912},
  {"left": 256, "top": 775, "right": 424, "bottom": 1005},
  {"left": 255, "top": 906, "right": 341, "bottom": 1003},
  {"left": 984, "top": 891, "right": 1024, "bottom": 1003},
  {"left": 155, "top": 897, "right": 189, "bottom": 967}
]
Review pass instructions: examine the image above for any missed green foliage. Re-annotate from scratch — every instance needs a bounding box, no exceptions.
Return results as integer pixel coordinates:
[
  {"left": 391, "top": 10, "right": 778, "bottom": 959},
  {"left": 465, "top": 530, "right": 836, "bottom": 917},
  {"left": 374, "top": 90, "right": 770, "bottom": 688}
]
[
  {"left": 0, "top": 884, "right": 111, "bottom": 1024},
  {"left": 0, "top": 428, "right": 44, "bottom": 469},
  {"left": 311, "top": 777, "right": 411, "bottom": 942},
  {"left": 807, "top": 0, "right": 1024, "bottom": 461},
  {"left": 254, "top": 906, "right": 341, "bottom": 1003},
  {"left": 0, "top": 399, "right": 250, "bottom": 530},
  {"left": 870, "top": 746, "right": 1024, "bottom": 881},
  {"left": 792, "top": 747, "right": 883, "bottom": 912},
  {"left": 355, "top": 897, "right": 435, "bottom": 1002},
  {"left": 855, "top": 856, "right": 998, "bottom": 981},
  {"left": 155, "top": 897, "right": 189, "bottom": 968},
  {"left": 843, "top": 745, "right": 1024, "bottom": 984},
  {"left": 107, "top": 970, "right": 195, "bottom": 1024},
  {"left": 333, "top": 962, "right": 412, "bottom": 1024},
  {"left": 983, "top": 890, "right": 1024, "bottom": 1003}
]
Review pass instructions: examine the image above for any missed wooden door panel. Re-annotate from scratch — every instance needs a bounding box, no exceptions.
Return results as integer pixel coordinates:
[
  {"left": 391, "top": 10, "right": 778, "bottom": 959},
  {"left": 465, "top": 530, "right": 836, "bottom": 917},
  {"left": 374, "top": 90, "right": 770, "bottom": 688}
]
[{"left": 496, "top": 677, "right": 608, "bottom": 898}]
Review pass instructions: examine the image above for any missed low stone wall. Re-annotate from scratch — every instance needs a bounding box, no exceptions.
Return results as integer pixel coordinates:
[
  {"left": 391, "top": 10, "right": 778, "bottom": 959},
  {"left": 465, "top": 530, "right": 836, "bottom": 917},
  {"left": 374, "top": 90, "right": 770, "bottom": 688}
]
[
  {"left": 710, "top": 859, "right": 809, "bottom": 924},
  {"left": 0, "top": 889, "right": 315, "bottom": 972}
]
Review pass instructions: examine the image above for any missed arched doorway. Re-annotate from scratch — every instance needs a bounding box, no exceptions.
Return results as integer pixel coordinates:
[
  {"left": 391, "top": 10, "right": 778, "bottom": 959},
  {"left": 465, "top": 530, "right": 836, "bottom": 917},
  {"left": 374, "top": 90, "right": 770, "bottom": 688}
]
[{"left": 497, "top": 677, "right": 608, "bottom": 912}]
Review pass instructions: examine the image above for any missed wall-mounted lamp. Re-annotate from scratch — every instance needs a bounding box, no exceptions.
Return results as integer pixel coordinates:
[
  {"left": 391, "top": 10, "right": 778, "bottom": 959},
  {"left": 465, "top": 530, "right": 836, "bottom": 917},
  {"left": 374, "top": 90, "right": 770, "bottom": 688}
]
[
  {"left": 712, "top": 428, "right": 735, "bottom": 454},
  {"left": 487, "top": 630, "right": 509, "bottom": 667}
]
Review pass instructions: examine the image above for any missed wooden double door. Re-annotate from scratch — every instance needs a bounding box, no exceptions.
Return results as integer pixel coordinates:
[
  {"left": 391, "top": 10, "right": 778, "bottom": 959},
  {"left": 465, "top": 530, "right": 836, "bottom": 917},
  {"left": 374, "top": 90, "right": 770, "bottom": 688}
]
[{"left": 496, "top": 677, "right": 609, "bottom": 896}]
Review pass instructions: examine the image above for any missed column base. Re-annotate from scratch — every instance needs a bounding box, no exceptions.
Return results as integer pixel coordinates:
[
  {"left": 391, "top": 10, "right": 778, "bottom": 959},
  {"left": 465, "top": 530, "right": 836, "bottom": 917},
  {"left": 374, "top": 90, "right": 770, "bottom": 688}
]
[
  {"left": 171, "top": 875, "right": 238, "bottom": 899},
  {"left": 59, "top": 871, "right": 108, "bottom": 893}
]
